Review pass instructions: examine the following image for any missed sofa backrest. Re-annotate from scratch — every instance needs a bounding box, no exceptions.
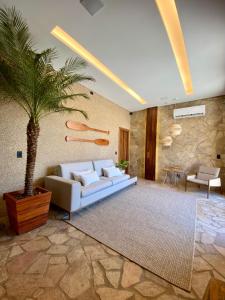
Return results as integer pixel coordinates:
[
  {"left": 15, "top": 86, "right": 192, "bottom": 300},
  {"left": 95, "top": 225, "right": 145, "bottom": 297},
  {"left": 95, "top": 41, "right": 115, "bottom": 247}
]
[
  {"left": 58, "top": 161, "right": 94, "bottom": 180},
  {"left": 93, "top": 159, "right": 114, "bottom": 176},
  {"left": 197, "top": 166, "right": 220, "bottom": 181}
]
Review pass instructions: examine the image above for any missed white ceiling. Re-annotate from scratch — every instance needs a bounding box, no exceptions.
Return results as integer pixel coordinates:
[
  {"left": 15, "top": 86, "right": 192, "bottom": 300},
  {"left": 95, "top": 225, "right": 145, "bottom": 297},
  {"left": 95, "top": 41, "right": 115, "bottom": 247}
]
[{"left": 0, "top": 0, "right": 225, "bottom": 111}]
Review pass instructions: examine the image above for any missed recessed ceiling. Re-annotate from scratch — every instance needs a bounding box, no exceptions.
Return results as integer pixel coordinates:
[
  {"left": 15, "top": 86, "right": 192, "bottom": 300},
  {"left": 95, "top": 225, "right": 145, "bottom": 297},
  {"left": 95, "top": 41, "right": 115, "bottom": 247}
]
[
  {"left": 51, "top": 25, "right": 146, "bottom": 104},
  {"left": 155, "top": 0, "right": 193, "bottom": 95},
  {"left": 0, "top": 0, "right": 224, "bottom": 111}
]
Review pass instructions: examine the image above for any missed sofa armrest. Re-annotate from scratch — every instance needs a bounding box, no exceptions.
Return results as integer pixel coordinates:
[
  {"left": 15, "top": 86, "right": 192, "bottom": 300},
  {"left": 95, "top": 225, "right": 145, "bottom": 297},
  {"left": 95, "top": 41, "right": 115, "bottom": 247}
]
[
  {"left": 45, "top": 176, "right": 81, "bottom": 212},
  {"left": 209, "top": 177, "right": 221, "bottom": 187}
]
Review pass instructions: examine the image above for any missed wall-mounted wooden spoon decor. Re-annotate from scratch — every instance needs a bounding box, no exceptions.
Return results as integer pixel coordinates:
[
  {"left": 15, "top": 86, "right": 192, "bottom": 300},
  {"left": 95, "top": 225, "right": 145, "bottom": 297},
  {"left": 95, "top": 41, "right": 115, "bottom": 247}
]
[
  {"left": 66, "top": 121, "right": 110, "bottom": 135},
  {"left": 65, "top": 136, "right": 109, "bottom": 146}
]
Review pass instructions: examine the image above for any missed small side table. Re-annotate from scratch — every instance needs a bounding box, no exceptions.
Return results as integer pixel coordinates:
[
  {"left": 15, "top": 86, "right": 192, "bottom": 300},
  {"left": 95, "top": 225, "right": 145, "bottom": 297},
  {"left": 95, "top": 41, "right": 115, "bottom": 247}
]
[{"left": 163, "top": 167, "right": 186, "bottom": 185}]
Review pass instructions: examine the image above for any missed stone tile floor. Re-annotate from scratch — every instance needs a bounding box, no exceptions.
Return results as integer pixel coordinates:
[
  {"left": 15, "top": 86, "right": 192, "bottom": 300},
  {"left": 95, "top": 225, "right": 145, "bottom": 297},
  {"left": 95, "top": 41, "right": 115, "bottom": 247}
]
[{"left": 0, "top": 183, "right": 225, "bottom": 300}]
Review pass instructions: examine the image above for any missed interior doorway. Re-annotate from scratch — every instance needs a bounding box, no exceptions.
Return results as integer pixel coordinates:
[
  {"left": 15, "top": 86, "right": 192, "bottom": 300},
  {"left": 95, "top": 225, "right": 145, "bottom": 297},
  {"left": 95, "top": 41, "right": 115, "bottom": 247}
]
[{"left": 119, "top": 127, "right": 129, "bottom": 172}]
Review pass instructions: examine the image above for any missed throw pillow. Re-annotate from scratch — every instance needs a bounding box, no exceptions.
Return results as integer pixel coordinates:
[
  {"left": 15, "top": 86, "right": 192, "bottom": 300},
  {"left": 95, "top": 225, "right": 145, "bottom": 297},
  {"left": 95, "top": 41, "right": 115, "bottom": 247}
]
[
  {"left": 72, "top": 169, "right": 92, "bottom": 183},
  {"left": 103, "top": 166, "right": 122, "bottom": 177},
  {"left": 80, "top": 171, "right": 100, "bottom": 186}
]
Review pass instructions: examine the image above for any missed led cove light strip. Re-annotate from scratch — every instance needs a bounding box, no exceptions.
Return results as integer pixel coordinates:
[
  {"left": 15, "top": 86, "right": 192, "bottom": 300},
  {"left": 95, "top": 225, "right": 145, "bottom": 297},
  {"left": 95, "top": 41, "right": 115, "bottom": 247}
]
[
  {"left": 155, "top": 0, "right": 193, "bottom": 95},
  {"left": 51, "top": 26, "right": 146, "bottom": 104}
]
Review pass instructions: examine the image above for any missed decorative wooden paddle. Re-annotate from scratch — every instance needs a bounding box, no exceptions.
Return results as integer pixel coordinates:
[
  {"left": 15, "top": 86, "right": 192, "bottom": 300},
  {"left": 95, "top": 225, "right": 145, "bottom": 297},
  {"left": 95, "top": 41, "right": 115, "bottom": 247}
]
[
  {"left": 66, "top": 121, "right": 110, "bottom": 135},
  {"left": 65, "top": 136, "right": 109, "bottom": 146}
]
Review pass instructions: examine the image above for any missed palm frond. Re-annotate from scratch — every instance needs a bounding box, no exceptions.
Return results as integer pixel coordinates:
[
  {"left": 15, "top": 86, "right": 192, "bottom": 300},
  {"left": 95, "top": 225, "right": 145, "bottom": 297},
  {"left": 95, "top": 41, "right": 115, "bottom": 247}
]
[
  {"left": 60, "top": 57, "right": 88, "bottom": 74},
  {"left": 34, "top": 48, "right": 57, "bottom": 66},
  {"left": 54, "top": 93, "right": 90, "bottom": 101},
  {"left": 0, "top": 6, "right": 33, "bottom": 62},
  {"left": 54, "top": 106, "right": 88, "bottom": 119},
  {"left": 0, "top": 6, "right": 94, "bottom": 123},
  {"left": 40, "top": 106, "right": 88, "bottom": 120}
]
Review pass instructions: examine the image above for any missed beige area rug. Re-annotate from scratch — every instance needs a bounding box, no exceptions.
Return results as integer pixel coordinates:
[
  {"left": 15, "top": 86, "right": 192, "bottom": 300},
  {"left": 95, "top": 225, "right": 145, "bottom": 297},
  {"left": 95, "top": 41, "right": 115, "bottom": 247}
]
[{"left": 67, "top": 180, "right": 196, "bottom": 291}]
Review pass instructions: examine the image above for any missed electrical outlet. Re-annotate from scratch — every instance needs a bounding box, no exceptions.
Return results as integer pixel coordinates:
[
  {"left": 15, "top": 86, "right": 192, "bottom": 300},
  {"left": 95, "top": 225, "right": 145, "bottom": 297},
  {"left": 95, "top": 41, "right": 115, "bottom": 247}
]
[
  {"left": 17, "top": 151, "right": 22, "bottom": 158},
  {"left": 217, "top": 154, "right": 221, "bottom": 159}
]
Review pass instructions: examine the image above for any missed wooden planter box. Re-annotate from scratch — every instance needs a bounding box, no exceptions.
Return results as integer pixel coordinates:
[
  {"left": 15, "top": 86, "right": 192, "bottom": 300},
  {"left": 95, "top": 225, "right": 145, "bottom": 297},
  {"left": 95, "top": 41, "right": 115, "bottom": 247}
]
[{"left": 3, "top": 187, "right": 51, "bottom": 235}]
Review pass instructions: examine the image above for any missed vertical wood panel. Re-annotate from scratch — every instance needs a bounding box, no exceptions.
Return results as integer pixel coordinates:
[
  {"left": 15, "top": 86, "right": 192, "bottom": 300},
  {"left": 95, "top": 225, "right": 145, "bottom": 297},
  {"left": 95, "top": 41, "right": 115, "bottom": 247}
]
[{"left": 145, "top": 107, "right": 158, "bottom": 180}]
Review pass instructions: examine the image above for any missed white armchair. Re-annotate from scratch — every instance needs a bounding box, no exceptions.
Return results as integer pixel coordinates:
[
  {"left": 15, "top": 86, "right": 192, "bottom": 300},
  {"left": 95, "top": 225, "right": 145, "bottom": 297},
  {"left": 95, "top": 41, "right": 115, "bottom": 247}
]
[{"left": 185, "top": 166, "right": 222, "bottom": 198}]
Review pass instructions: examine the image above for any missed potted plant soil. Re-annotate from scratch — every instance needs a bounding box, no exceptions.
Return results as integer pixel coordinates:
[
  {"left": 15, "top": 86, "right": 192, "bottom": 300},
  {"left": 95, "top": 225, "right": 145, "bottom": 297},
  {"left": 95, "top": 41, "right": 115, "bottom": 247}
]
[{"left": 0, "top": 7, "right": 93, "bottom": 234}]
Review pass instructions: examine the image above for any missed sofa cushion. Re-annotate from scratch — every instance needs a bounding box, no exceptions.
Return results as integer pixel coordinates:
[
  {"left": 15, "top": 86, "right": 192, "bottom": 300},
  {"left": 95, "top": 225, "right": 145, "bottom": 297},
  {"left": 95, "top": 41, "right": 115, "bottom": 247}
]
[
  {"left": 81, "top": 180, "right": 112, "bottom": 197},
  {"left": 59, "top": 161, "right": 94, "bottom": 180},
  {"left": 188, "top": 177, "right": 208, "bottom": 185},
  {"left": 101, "top": 174, "right": 130, "bottom": 185},
  {"left": 197, "top": 173, "right": 213, "bottom": 181},
  {"left": 93, "top": 159, "right": 114, "bottom": 176}
]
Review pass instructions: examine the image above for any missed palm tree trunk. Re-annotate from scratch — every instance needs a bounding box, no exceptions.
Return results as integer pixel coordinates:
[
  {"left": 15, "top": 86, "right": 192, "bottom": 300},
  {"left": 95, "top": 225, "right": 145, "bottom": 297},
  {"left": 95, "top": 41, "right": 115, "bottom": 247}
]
[{"left": 24, "top": 118, "right": 40, "bottom": 196}]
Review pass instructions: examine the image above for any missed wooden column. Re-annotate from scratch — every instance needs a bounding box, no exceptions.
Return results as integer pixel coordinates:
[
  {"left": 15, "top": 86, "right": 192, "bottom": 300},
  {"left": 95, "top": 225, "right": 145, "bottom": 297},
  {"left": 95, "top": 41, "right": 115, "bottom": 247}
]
[{"left": 145, "top": 107, "right": 158, "bottom": 180}]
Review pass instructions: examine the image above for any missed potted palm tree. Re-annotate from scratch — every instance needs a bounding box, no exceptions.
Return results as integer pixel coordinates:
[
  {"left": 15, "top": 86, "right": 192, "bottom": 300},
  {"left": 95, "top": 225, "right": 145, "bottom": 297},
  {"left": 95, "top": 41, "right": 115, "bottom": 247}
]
[{"left": 0, "top": 7, "right": 94, "bottom": 234}]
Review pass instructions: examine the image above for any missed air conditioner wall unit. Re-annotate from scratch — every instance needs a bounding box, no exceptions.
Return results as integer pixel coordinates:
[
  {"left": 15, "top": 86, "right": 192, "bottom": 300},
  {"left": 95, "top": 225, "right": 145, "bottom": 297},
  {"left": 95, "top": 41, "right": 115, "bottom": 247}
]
[{"left": 173, "top": 105, "right": 205, "bottom": 119}]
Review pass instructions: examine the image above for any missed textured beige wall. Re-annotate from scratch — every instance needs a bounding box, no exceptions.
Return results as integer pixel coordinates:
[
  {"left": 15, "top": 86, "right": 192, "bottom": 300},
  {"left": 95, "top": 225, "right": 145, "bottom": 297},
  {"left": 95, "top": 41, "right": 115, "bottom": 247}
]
[
  {"left": 129, "top": 110, "right": 146, "bottom": 177},
  {"left": 0, "top": 84, "right": 130, "bottom": 197},
  {"left": 130, "top": 96, "right": 225, "bottom": 186},
  {"left": 157, "top": 96, "right": 225, "bottom": 184}
]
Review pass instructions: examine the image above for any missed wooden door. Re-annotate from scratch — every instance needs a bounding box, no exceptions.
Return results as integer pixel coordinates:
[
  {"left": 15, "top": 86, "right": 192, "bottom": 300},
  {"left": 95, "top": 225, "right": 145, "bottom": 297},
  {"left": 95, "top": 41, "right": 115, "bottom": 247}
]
[
  {"left": 145, "top": 107, "right": 158, "bottom": 180},
  {"left": 119, "top": 127, "right": 129, "bottom": 164}
]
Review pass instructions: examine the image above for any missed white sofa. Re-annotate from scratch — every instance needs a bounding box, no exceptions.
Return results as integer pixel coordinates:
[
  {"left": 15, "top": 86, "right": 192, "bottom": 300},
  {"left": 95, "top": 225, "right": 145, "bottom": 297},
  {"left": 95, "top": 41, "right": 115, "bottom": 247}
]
[{"left": 45, "top": 159, "right": 137, "bottom": 218}]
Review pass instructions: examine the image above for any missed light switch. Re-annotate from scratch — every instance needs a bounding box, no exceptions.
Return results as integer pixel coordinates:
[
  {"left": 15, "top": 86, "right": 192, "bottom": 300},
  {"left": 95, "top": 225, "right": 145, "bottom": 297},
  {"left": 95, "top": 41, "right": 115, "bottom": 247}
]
[{"left": 17, "top": 151, "right": 22, "bottom": 158}]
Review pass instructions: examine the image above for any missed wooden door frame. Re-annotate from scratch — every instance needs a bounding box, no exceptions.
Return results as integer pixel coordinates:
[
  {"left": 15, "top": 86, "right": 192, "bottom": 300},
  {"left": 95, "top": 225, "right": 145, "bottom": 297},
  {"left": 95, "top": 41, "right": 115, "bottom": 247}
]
[{"left": 118, "top": 127, "right": 130, "bottom": 162}]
